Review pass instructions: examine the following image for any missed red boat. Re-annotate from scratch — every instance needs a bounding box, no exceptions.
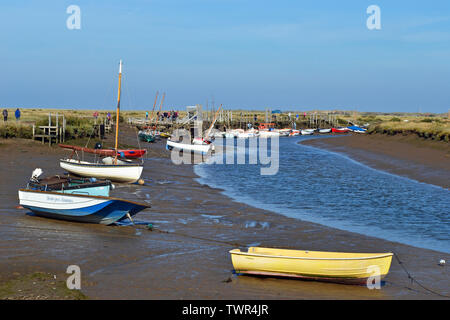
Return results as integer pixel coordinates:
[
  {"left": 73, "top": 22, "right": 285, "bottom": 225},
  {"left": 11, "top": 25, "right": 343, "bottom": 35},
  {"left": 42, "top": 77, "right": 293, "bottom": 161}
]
[
  {"left": 331, "top": 127, "right": 351, "bottom": 133},
  {"left": 59, "top": 144, "right": 146, "bottom": 159},
  {"left": 117, "top": 149, "right": 146, "bottom": 158}
]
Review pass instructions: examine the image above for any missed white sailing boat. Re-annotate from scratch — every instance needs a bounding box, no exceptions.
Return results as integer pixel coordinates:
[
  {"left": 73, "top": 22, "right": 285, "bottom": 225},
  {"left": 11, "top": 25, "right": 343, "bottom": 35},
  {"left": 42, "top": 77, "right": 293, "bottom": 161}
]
[{"left": 60, "top": 60, "right": 144, "bottom": 183}]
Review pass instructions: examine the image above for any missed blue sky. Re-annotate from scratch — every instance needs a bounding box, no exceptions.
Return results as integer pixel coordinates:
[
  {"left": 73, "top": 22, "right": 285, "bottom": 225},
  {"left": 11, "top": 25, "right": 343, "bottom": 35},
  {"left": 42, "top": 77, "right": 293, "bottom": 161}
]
[{"left": 0, "top": 0, "right": 449, "bottom": 113}]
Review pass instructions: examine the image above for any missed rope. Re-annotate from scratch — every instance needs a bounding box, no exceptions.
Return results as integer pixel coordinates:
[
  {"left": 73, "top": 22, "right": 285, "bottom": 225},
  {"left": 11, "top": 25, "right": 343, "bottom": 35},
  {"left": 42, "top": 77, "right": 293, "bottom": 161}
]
[
  {"left": 150, "top": 227, "right": 246, "bottom": 248},
  {"left": 393, "top": 252, "right": 449, "bottom": 298},
  {"left": 134, "top": 126, "right": 145, "bottom": 165},
  {"left": 84, "top": 125, "right": 96, "bottom": 149}
]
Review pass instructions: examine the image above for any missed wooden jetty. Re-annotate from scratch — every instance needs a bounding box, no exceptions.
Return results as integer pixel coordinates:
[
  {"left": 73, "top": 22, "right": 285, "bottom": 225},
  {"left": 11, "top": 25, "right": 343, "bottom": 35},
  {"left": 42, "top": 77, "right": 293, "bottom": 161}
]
[{"left": 32, "top": 113, "right": 66, "bottom": 146}]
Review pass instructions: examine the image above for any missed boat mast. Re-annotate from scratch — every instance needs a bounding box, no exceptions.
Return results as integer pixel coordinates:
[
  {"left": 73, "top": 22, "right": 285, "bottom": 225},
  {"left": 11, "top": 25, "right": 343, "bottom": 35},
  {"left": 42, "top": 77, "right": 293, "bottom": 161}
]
[
  {"left": 114, "top": 60, "right": 123, "bottom": 164},
  {"left": 154, "top": 92, "right": 165, "bottom": 131},
  {"left": 205, "top": 104, "right": 222, "bottom": 140},
  {"left": 149, "top": 91, "right": 159, "bottom": 128}
]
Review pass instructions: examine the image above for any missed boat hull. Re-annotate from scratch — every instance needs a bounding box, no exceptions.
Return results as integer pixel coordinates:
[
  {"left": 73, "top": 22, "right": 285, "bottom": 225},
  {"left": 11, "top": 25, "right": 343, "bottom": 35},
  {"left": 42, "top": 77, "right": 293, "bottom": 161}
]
[
  {"left": 18, "top": 189, "right": 150, "bottom": 225},
  {"left": 60, "top": 159, "right": 143, "bottom": 183},
  {"left": 117, "top": 149, "right": 146, "bottom": 158},
  {"left": 259, "top": 131, "right": 280, "bottom": 138},
  {"left": 138, "top": 132, "right": 156, "bottom": 143},
  {"left": 230, "top": 247, "right": 393, "bottom": 285},
  {"left": 166, "top": 139, "right": 212, "bottom": 154},
  {"left": 332, "top": 128, "right": 351, "bottom": 133}
]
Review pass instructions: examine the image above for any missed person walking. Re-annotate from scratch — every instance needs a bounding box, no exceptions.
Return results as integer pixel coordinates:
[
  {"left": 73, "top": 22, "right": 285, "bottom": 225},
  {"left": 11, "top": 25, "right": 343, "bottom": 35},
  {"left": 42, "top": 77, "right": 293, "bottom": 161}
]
[
  {"left": 15, "top": 108, "right": 21, "bottom": 121},
  {"left": 2, "top": 109, "right": 8, "bottom": 122}
]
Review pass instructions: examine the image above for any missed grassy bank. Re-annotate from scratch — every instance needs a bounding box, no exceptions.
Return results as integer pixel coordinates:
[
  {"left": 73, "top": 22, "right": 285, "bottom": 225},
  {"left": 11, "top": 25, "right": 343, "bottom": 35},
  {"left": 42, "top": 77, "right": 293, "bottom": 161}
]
[
  {"left": 0, "top": 272, "right": 88, "bottom": 300},
  {"left": 366, "top": 119, "right": 450, "bottom": 142}
]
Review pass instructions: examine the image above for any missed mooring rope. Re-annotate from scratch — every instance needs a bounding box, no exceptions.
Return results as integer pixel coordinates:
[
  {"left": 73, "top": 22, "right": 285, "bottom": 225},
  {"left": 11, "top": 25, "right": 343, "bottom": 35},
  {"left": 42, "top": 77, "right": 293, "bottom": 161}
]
[{"left": 393, "top": 252, "right": 449, "bottom": 298}]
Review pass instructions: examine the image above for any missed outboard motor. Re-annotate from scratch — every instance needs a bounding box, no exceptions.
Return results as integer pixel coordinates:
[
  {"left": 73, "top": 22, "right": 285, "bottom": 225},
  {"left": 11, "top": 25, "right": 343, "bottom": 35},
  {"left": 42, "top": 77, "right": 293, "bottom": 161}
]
[{"left": 30, "top": 168, "right": 43, "bottom": 182}]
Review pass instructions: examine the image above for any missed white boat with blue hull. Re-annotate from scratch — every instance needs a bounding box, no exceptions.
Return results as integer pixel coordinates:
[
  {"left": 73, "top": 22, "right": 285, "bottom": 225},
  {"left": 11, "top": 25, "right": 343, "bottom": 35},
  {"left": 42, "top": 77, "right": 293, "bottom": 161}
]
[{"left": 18, "top": 189, "right": 150, "bottom": 225}]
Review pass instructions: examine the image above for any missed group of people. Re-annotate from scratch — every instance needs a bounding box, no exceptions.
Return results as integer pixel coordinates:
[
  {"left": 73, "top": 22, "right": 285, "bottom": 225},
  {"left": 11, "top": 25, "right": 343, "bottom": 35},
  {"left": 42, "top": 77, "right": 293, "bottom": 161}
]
[
  {"left": 3, "top": 108, "right": 21, "bottom": 122},
  {"left": 145, "top": 110, "right": 178, "bottom": 122}
]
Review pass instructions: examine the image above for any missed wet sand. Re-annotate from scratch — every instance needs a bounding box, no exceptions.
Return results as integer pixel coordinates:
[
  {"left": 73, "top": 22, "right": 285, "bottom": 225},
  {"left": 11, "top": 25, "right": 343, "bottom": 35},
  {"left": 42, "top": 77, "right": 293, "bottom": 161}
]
[
  {"left": 302, "top": 134, "right": 450, "bottom": 189},
  {"left": 0, "top": 129, "right": 449, "bottom": 300}
]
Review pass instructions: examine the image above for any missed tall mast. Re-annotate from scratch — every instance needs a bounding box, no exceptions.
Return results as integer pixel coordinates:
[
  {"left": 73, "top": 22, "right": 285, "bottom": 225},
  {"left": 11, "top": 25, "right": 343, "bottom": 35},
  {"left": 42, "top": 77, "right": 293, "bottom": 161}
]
[
  {"left": 114, "top": 60, "right": 123, "bottom": 163},
  {"left": 150, "top": 91, "right": 159, "bottom": 128},
  {"left": 205, "top": 104, "right": 222, "bottom": 141},
  {"left": 154, "top": 92, "right": 165, "bottom": 130}
]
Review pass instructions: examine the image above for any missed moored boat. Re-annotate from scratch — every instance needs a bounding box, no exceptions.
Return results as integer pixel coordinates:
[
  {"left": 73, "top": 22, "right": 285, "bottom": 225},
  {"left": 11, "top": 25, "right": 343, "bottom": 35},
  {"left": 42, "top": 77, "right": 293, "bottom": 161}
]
[
  {"left": 60, "top": 158, "right": 143, "bottom": 183},
  {"left": 259, "top": 130, "right": 280, "bottom": 138},
  {"left": 166, "top": 138, "right": 213, "bottom": 155},
  {"left": 138, "top": 130, "right": 156, "bottom": 143},
  {"left": 27, "top": 169, "right": 112, "bottom": 197},
  {"left": 301, "top": 129, "right": 314, "bottom": 135},
  {"left": 319, "top": 128, "right": 332, "bottom": 134},
  {"left": 332, "top": 127, "right": 351, "bottom": 133},
  {"left": 347, "top": 126, "right": 367, "bottom": 133},
  {"left": 18, "top": 188, "right": 150, "bottom": 225},
  {"left": 230, "top": 247, "right": 393, "bottom": 285}
]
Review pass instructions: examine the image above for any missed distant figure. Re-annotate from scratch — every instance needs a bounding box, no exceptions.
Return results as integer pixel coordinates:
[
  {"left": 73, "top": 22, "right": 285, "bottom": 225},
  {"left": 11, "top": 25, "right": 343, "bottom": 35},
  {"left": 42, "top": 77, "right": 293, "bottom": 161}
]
[
  {"left": 93, "top": 111, "right": 99, "bottom": 119},
  {"left": 146, "top": 111, "right": 149, "bottom": 120},
  {"left": 15, "top": 108, "right": 21, "bottom": 121},
  {"left": 2, "top": 109, "right": 7, "bottom": 122},
  {"left": 303, "top": 112, "right": 306, "bottom": 119},
  {"left": 107, "top": 112, "right": 111, "bottom": 123}
]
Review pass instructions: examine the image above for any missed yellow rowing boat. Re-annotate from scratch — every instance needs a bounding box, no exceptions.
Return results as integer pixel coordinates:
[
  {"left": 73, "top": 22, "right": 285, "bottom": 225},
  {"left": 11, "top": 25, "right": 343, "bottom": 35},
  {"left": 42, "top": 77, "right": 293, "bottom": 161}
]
[
  {"left": 229, "top": 247, "right": 393, "bottom": 284},
  {"left": 160, "top": 132, "right": 171, "bottom": 138}
]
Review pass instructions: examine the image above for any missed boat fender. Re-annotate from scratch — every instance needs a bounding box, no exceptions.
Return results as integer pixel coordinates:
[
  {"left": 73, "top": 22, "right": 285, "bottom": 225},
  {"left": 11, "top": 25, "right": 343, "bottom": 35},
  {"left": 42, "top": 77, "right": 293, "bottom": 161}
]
[
  {"left": 110, "top": 184, "right": 115, "bottom": 190},
  {"left": 439, "top": 259, "right": 446, "bottom": 266},
  {"left": 119, "top": 152, "right": 125, "bottom": 158}
]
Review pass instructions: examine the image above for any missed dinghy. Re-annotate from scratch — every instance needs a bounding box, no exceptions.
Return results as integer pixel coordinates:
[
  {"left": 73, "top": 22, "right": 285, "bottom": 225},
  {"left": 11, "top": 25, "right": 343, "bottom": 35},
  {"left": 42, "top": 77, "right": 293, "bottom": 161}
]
[
  {"left": 138, "top": 130, "right": 156, "bottom": 143},
  {"left": 347, "top": 126, "right": 367, "bottom": 133},
  {"left": 166, "top": 138, "right": 213, "bottom": 155},
  {"left": 319, "top": 128, "right": 332, "bottom": 134},
  {"left": 259, "top": 130, "right": 280, "bottom": 138},
  {"left": 332, "top": 127, "right": 351, "bottom": 133},
  {"left": 19, "top": 189, "right": 150, "bottom": 225},
  {"left": 230, "top": 247, "right": 393, "bottom": 285},
  {"left": 301, "top": 129, "right": 314, "bottom": 135},
  {"left": 60, "top": 158, "right": 143, "bottom": 183}
]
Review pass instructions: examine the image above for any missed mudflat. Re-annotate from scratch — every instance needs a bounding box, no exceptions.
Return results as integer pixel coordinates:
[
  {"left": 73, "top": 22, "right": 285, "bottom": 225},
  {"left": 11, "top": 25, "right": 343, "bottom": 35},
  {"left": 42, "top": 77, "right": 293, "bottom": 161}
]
[{"left": 0, "top": 130, "right": 448, "bottom": 299}]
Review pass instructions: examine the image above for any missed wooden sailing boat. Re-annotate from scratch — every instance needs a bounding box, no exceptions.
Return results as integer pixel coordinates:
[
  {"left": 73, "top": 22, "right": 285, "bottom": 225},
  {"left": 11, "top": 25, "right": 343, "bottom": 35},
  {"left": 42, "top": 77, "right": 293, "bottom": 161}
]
[{"left": 60, "top": 60, "right": 144, "bottom": 183}]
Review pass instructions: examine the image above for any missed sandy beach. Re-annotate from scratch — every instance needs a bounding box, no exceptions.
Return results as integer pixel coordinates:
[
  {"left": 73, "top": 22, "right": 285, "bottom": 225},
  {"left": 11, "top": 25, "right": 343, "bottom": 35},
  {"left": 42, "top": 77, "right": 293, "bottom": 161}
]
[{"left": 0, "top": 128, "right": 449, "bottom": 300}]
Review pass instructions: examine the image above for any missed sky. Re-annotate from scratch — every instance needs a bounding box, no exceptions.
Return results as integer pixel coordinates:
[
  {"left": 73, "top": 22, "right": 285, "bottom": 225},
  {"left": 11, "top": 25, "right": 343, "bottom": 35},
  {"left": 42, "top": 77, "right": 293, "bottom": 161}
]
[{"left": 0, "top": 0, "right": 449, "bottom": 113}]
